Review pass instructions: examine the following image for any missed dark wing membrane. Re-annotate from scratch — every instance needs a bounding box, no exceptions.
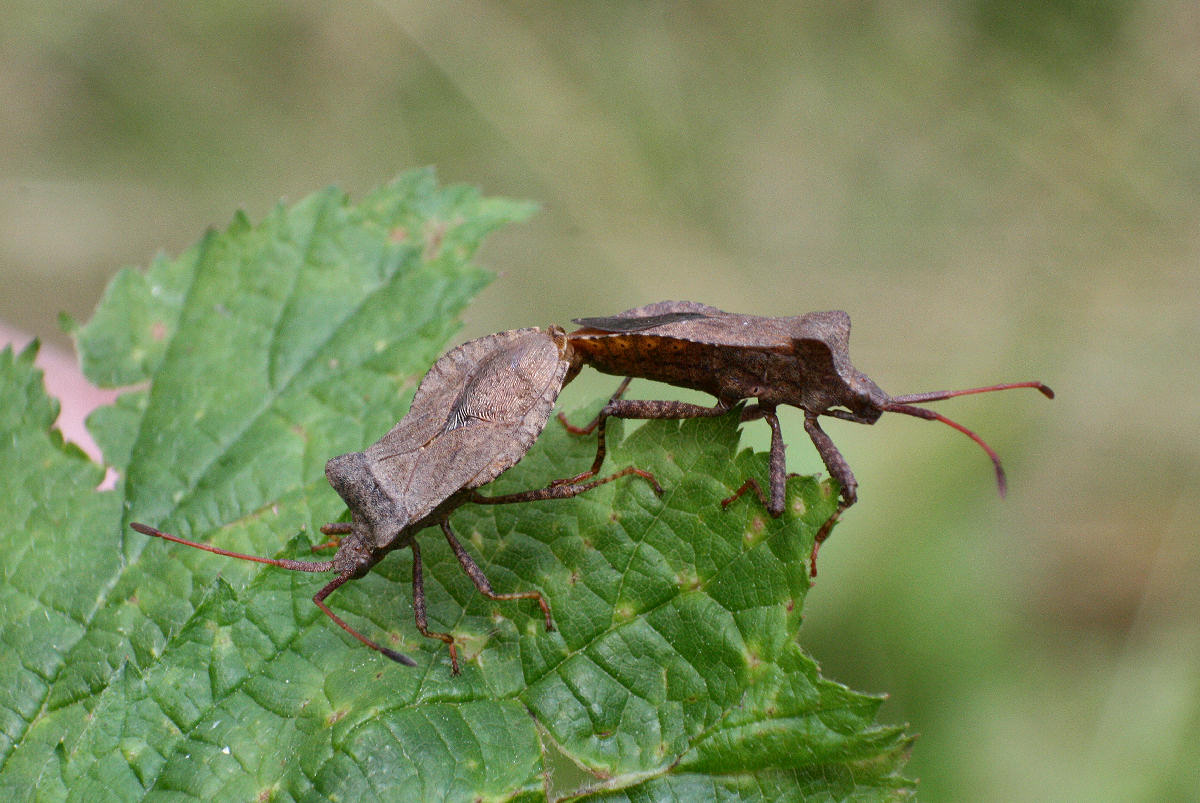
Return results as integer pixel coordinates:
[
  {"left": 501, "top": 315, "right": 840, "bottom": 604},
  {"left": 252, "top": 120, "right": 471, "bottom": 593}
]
[
  {"left": 571, "top": 311, "right": 711, "bottom": 333},
  {"left": 572, "top": 300, "right": 724, "bottom": 332}
]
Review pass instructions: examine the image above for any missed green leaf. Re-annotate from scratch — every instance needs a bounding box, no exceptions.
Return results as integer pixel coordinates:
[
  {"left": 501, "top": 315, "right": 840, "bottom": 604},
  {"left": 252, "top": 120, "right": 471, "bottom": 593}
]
[{"left": 0, "top": 169, "right": 912, "bottom": 800}]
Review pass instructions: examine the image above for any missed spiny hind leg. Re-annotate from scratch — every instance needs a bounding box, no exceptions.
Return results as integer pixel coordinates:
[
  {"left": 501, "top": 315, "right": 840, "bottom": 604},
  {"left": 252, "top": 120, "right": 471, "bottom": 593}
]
[
  {"left": 440, "top": 521, "right": 554, "bottom": 632},
  {"left": 557, "top": 381, "right": 729, "bottom": 484}
]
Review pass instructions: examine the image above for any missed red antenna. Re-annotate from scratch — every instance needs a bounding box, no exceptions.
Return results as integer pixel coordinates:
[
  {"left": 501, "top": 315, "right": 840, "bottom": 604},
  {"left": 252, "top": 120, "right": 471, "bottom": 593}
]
[
  {"left": 884, "top": 382, "right": 1054, "bottom": 496},
  {"left": 130, "top": 522, "right": 416, "bottom": 665}
]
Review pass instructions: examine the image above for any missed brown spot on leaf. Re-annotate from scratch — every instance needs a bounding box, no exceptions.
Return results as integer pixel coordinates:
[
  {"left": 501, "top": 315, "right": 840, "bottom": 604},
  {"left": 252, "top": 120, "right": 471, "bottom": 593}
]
[{"left": 424, "top": 221, "right": 446, "bottom": 258}]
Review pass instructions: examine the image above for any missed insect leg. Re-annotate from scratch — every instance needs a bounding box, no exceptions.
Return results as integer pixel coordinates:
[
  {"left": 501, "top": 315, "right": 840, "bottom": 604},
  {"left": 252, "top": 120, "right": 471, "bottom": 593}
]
[
  {"left": 738, "top": 403, "right": 767, "bottom": 422},
  {"left": 409, "top": 539, "right": 459, "bottom": 674},
  {"left": 802, "top": 411, "right": 858, "bottom": 577},
  {"left": 311, "top": 573, "right": 417, "bottom": 666},
  {"left": 440, "top": 522, "right": 554, "bottom": 632},
  {"left": 603, "top": 397, "right": 734, "bottom": 421},
  {"left": 765, "top": 411, "right": 788, "bottom": 515},
  {"left": 311, "top": 521, "right": 352, "bottom": 553},
  {"left": 721, "top": 408, "right": 789, "bottom": 518},
  {"left": 565, "top": 395, "right": 735, "bottom": 481},
  {"left": 554, "top": 377, "right": 633, "bottom": 483},
  {"left": 557, "top": 376, "right": 632, "bottom": 435},
  {"left": 803, "top": 412, "right": 857, "bottom": 507},
  {"left": 471, "top": 464, "right": 663, "bottom": 505}
]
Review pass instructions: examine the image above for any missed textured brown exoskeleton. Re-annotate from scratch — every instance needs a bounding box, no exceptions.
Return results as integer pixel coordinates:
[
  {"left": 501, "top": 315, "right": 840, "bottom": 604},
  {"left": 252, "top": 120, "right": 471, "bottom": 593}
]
[
  {"left": 559, "top": 301, "right": 1053, "bottom": 575},
  {"left": 133, "top": 326, "right": 660, "bottom": 673}
]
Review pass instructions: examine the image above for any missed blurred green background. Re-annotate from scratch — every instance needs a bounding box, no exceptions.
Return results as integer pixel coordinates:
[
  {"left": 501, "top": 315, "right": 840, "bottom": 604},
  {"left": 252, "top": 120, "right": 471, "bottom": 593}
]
[{"left": 3, "top": 2, "right": 1197, "bottom": 798}]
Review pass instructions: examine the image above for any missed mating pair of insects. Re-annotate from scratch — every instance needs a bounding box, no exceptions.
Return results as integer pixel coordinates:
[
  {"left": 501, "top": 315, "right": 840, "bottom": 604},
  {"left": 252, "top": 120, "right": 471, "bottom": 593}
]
[{"left": 134, "top": 301, "right": 1052, "bottom": 672}]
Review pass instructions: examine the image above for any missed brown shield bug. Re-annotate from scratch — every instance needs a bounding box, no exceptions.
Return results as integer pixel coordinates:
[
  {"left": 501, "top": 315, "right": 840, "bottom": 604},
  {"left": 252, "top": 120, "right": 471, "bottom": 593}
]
[
  {"left": 558, "top": 301, "right": 1053, "bottom": 575},
  {"left": 134, "top": 326, "right": 661, "bottom": 673}
]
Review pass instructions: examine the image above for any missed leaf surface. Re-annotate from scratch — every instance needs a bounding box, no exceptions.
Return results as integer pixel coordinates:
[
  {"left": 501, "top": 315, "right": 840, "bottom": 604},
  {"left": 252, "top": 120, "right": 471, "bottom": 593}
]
[{"left": 0, "top": 170, "right": 911, "bottom": 801}]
